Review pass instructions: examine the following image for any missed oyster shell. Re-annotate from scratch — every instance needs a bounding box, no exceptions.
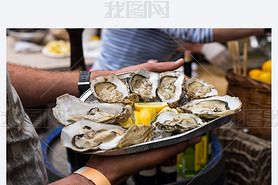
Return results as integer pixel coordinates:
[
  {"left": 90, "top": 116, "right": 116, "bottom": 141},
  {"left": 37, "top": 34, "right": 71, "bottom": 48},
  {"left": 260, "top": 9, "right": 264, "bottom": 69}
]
[
  {"left": 61, "top": 119, "right": 154, "bottom": 152},
  {"left": 53, "top": 94, "right": 132, "bottom": 126},
  {"left": 157, "top": 71, "right": 185, "bottom": 107},
  {"left": 129, "top": 70, "right": 159, "bottom": 101},
  {"left": 184, "top": 78, "right": 218, "bottom": 99},
  {"left": 90, "top": 74, "right": 129, "bottom": 103},
  {"left": 178, "top": 95, "right": 242, "bottom": 118},
  {"left": 152, "top": 108, "right": 204, "bottom": 133}
]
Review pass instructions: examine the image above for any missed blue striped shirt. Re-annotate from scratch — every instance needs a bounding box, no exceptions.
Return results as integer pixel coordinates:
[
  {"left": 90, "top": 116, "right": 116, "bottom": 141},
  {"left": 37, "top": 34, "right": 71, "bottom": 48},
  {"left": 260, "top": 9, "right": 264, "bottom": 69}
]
[{"left": 92, "top": 28, "right": 213, "bottom": 71}]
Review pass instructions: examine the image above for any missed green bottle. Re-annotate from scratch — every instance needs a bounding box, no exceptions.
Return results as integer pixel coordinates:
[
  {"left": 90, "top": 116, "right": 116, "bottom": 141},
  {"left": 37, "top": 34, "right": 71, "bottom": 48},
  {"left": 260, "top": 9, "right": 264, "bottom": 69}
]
[
  {"left": 182, "top": 145, "right": 196, "bottom": 178},
  {"left": 177, "top": 132, "right": 210, "bottom": 178}
]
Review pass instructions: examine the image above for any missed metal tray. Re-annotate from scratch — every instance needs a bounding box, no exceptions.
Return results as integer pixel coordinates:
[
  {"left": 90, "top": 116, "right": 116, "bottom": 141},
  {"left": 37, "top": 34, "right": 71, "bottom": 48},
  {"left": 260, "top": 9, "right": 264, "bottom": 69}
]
[{"left": 78, "top": 73, "right": 234, "bottom": 156}]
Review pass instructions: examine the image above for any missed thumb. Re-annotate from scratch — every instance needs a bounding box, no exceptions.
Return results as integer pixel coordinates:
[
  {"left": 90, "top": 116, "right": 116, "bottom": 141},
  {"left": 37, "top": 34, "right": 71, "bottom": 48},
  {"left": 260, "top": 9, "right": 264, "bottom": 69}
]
[
  {"left": 150, "top": 58, "right": 185, "bottom": 72},
  {"left": 174, "top": 58, "right": 185, "bottom": 65}
]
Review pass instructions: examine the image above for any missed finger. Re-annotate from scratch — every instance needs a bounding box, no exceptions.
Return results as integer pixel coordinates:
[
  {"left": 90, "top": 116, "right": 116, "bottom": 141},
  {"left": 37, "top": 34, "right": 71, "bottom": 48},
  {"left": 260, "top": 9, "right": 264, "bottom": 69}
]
[
  {"left": 151, "top": 136, "right": 201, "bottom": 159},
  {"left": 99, "top": 139, "right": 192, "bottom": 176},
  {"left": 148, "top": 58, "right": 184, "bottom": 72},
  {"left": 130, "top": 136, "right": 201, "bottom": 171},
  {"left": 189, "top": 136, "right": 202, "bottom": 145}
]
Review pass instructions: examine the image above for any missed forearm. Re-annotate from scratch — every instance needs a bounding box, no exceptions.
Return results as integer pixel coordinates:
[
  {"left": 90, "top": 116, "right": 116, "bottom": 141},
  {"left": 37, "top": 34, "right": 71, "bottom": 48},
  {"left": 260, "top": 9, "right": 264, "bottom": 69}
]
[
  {"left": 7, "top": 64, "right": 114, "bottom": 108},
  {"left": 160, "top": 28, "right": 213, "bottom": 43},
  {"left": 7, "top": 64, "right": 80, "bottom": 107},
  {"left": 213, "top": 28, "right": 264, "bottom": 42},
  {"left": 49, "top": 174, "right": 94, "bottom": 185}
]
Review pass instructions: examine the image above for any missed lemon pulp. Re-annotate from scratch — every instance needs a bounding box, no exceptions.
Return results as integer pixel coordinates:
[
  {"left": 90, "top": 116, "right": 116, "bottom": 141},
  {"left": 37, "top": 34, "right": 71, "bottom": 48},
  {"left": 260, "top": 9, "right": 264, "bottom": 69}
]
[
  {"left": 137, "top": 108, "right": 157, "bottom": 125},
  {"left": 134, "top": 102, "right": 168, "bottom": 113}
]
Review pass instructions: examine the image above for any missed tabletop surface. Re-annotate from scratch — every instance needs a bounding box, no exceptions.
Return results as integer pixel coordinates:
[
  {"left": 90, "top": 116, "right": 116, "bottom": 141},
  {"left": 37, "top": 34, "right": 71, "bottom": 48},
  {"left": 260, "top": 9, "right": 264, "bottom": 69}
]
[{"left": 6, "top": 36, "right": 97, "bottom": 70}]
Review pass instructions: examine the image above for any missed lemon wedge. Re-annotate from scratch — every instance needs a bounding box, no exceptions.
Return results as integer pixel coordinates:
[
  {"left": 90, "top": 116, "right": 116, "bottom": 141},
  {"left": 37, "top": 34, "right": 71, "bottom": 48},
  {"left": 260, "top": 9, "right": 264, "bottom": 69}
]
[
  {"left": 120, "top": 117, "right": 133, "bottom": 128},
  {"left": 138, "top": 108, "right": 157, "bottom": 125},
  {"left": 133, "top": 111, "right": 141, "bottom": 125},
  {"left": 134, "top": 102, "right": 168, "bottom": 113},
  {"left": 158, "top": 107, "right": 179, "bottom": 115}
]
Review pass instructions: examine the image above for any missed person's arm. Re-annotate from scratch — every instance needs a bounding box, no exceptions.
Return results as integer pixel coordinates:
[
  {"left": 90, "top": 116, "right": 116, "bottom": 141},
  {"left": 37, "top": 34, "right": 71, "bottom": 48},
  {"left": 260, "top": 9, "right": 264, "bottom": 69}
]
[
  {"left": 160, "top": 28, "right": 213, "bottom": 43},
  {"left": 50, "top": 136, "right": 201, "bottom": 185},
  {"left": 7, "top": 58, "right": 184, "bottom": 108},
  {"left": 160, "top": 28, "right": 265, "bottom": 43},
  {"left": 213, "top": 28, "right": 264, "bottom": 42}
]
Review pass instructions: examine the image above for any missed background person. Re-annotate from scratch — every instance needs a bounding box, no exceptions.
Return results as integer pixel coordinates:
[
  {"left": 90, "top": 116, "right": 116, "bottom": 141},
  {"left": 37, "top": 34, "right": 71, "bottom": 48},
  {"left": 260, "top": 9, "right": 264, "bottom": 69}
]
[{"left": 91, "top": 28, "right": 265, "bottom": 71}]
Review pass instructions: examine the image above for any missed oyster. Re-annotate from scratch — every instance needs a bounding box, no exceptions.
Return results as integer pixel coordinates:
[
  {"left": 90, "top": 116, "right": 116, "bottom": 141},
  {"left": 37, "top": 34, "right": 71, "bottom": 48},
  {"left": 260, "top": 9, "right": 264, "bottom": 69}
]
[
  {"left": 157, "top": 71, "right": 185, "bottom": 107},
  {"left": 53, "top": 94, "right": 132, "bottom": 126},
  {"left": 184, "top": 78, "right": 218, "bottom": 99},
  {"left": 152, "top": 108, "right": 204, "bottom": 133},
  {"left": 117, "top": 124, "right": 154, "bottom": 148},
  {"left": 90, "top": 74, "right": 129, "bottom": 103},
  {"left": 178, "top": 95, "right": 242, "bottom": 118},
  {"left": 129, "top": 70, "right": 159, "bottom": 101},
  {"left": 61, "top": 119, "right": 154, "bottom": 152}
]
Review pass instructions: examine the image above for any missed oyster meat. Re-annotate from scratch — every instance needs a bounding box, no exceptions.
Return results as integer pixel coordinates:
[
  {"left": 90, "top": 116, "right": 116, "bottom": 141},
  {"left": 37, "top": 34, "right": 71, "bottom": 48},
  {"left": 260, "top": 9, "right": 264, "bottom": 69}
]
[
  {"left": 91, "top": 74, "right": 129, "bottom": 103},
  {"left": 157, "top": 71, "right": 185, "bottom": 107},
  {"left": 129, "top": 70, "right": 159, "bottom": 101},
  {"left": 61, "top": 119, "right": 154, "bottom": 152},
  {"left": 184, "top": 78, "right": 218, "bottom": 99},
  {"left": 178, "top": 95, "right": 242, "bottom": 118},
  {"left": 53, "top": 94, "right": 132, "bottom": 126},
  {"left": 152, "top": 108, "right": 204, "bottom": 133},
  {"left": 73, "top": 128, "right": 125, "bottom": 150}
]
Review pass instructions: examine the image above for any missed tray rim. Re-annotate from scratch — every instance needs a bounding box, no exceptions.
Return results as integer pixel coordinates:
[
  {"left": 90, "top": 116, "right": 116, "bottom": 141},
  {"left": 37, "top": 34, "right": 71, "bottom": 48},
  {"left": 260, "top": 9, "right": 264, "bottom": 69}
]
[{"left": 88, "top": 114, "right": 232, "bottom": 156}]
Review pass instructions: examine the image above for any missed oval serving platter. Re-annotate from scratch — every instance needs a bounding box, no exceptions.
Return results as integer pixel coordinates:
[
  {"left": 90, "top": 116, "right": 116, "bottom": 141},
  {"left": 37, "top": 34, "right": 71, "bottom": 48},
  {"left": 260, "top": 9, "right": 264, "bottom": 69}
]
[{"left": 76, "top": 72, "right": 235, "bottom": 156}]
